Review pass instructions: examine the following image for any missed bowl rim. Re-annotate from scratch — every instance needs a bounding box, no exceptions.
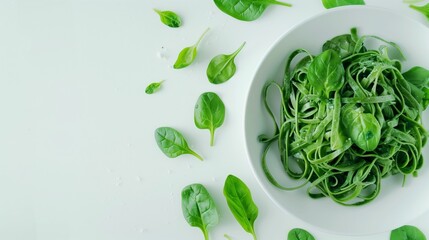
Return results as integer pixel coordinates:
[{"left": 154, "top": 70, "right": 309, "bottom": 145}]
[{"left": 243, "top": 5, "right": 429, "bottom": 236}]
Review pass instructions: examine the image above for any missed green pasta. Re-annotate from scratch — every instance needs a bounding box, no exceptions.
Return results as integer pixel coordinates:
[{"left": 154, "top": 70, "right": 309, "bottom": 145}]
[{"left": 260, "top": 28, "right": 429, "bottom": 206}]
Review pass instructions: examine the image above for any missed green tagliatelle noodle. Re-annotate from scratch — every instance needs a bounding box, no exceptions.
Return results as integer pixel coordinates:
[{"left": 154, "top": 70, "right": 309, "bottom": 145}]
[{"left": 260, "top": 28, "right": 429, "bottom": 206}]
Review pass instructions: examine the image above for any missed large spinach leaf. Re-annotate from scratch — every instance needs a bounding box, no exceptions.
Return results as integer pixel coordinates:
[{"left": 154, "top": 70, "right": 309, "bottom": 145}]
[
  {"left": 155, "top": 127, "right": 203, "bottom": 160},
  {"left": 322, "top": 33, "right": 357, "bottom": 58},
  {"left": 207, "top": 42, "right": 245, "bottom": 84},
  {"left": 182, "top": 184, "right": 219, "bottom": 240},
  {"left": 307, "top": 49, "right": 345, "bottom": 96},
  {"left": 341, "top": 104, "right": 381, "bottom": 151},
  {"left": 194, "top": 92, "right": 225, "bottom": 146},
  {"left": 322, "top": 0, "right": 365, "bottom": 9},
  {"left": 223, "top": 175, "right": 259, "bottom": 240},
  {"left": 287, "top": 228, "right": 316, "bottom": 240},
  {"left": 213, "top": 0, "right": 291, "bottom": 21},
  {"left": 390, "top": 225, "right": 427, "bottom": 240}
]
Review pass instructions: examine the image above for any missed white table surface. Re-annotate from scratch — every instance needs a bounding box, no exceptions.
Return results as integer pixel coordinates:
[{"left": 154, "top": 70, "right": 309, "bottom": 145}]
[{"left": 1, "top": 0, "right": 429, "bottom": 239}]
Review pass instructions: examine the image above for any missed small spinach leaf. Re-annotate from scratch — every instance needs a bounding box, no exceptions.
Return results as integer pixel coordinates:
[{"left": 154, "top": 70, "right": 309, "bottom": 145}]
[
  {"left": 207, "top": 42, "right": 246, "bottom": 84},
  {"left": 154, "top": 9, "right": 182, "bottom": 28},
  {"left": 321, "top": 0, "right": 365, "bottom": 9},
  {"left": 145, "top": 80, "right": 164, "bottom": 94},
  {"left": 182, "top": 183, "right": 219, "bottom": 240},
  {"left": 410, "top": 3, "right": 429, "bottom": 21},
  {"left": 155, "top": 127, "right": 203, "bottom": 160},
  {"left": 223, "top": 175, "right": 259, "bottom": 240},
  {"left": 307, "top": 49, "right": 345, "bottom": 96},
  {"left": 390, "top": 225, "right": 427, "bottom": 240},
  {"left": 194, "top": 92, "right": 225, "bottom": 146},
  {"left": 174, "top": 28, "right": 209, "bottom": 69},
  {"left": 341, "top": 104, "right": 381, "bottom": 151},
  {"left": 213, "top": 0, "right": 291, "bottom": 22},
  {"left": 287, "top": 228, "right": 316, "bottom": 240}
]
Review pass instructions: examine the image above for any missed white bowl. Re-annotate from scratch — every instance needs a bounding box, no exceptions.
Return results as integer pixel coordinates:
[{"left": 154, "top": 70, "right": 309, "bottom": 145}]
[{"left": 244, "top": 6, "right": 429, "bottom": 236}]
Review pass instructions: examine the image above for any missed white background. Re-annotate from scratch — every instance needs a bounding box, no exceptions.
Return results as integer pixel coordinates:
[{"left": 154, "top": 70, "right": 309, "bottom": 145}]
[{"left": 1, "top": 0, "right": 428, "bottom": 239}]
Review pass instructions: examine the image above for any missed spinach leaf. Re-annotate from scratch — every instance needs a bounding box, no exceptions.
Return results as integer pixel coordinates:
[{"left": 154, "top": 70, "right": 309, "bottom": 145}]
[
  {"left": 182, "top": 183, "right": 219, "bottom": 240},
  {"left": 341, "top": 104, "right": 381, "bottom": 151},
  {"left": 194, "top": 92, "right": 225, "bottom": 146},
  {"left": 154, "top": 9, "right": 182, "bottom": 28},
  {"left": 213, "top": 0, "right": 291, "bottom": 22},
  {"left": 307, "top": 49, "right": 345, "bottom": 96},
  {"left": 322, "top": 33, "right": 357, "bottom": 58},
  {"left": 155, "top": 127, "right": 203, "bottom": 160},
  {"left": 223, "top": 175, "right": 259, "bottom": 240},
  {"left": 410, "top": 3, "right": 429, "bottom": 21},
  {"left": 145, "top": 80, "right": 164, "bottom": 94},
  {"left": 321, "top": 0, "right": 365, "bottom": 9},
  {"left": 402, "top": 66, "right": 429, "bottom": 109},
  {"left": 207, "top": 42, "right": 246, "bottom": 84},
  {"left": 403, "top": 66, "right": 429, "bottom": 87},
  {"left": 287, "top": 228, "right": 316, "bottom": 240},
  {"left": 390, "top": 225, "right": 427, "bottom": 240},
  {"left": 173, "top": 28, "right": 209, "bottom": 69}
]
